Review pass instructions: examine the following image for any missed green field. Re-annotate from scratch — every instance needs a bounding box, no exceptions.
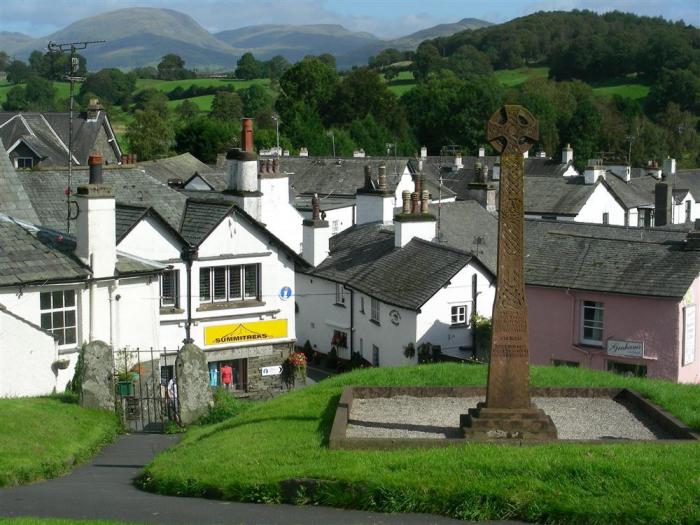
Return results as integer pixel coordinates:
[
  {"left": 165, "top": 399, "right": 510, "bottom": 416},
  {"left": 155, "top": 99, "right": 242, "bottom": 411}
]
[
  {"left": 0, "top": 520, "right": 137, "bottom": 525},
  {"left": 0, "top": 395, "right": 120, "bottom": 487},
  {"left": 141, "top": 363, "right": 700, "bottom": 524},
  {"left": 166, "top": 94, "right": 215, "bottom": 111},
  {"left": 592, "top": 83, "right": 650, "bottom": 100},
  {"left": 135, "top": 77, "right": 269, "bottom": 93},
  {"left": 493, "top": 66, "right": 550, "bottom": 87}
]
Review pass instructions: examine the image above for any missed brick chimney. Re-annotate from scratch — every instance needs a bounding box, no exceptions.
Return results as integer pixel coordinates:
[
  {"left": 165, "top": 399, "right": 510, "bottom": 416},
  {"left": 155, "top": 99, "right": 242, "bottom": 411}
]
[
  {"left": 562, "top": 143, "right": 573, "bottom": 164},
  {"left": 299, "top": 147, "right": 309, "bottom": 157},
  {"left": 654, "top": 182, "right": 673, "bottom": 226},
  {"left": 584, "top": 160, "right": 606, "bottom": 185},
  {"left": 302, "top": 194, "right": 330, "bottom": 266},
  {"left": 420, "top": 146, "right": 427, "bottom": 159},
  {"left": 74, "top": 154, "right": 116, "bottom": 279},
  {"left": 394, "top": 178, "right": 436, "bottom": 248},
  {"left": 663, "top": 157, "right": 676, "bottom": 179},
  {"left": 453, "top": 153, "right": 463, "bottom": 170},
  {"left": 478, "top": 146, "right": 485, "bottom": 157},
  {"left": 356, "top": 163, "right": 394, "bottom": 225},
  {"left": 225, "top": 119, "right": 261, "bottom": 219}
]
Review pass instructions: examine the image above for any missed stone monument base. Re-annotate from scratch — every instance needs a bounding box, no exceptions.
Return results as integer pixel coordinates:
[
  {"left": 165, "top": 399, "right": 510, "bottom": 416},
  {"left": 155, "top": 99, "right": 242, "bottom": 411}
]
[{"left": 460, "top": 402, "right": 558, "bottom": 441}]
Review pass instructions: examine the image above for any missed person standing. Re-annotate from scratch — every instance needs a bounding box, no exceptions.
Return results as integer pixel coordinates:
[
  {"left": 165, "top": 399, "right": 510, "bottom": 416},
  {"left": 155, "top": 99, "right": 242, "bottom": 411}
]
[
  {"left": 220, "top": 363, "right": 233, "bottom": 390},
  {"left": 166, "top": 376, "right": 180, "bottom": 424}
]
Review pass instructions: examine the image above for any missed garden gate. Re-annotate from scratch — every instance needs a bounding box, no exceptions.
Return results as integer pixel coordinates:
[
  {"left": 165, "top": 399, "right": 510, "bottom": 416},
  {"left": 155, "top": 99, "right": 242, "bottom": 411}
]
[{"left": 114, "top": 347, "right": 179, "bottom": 433}]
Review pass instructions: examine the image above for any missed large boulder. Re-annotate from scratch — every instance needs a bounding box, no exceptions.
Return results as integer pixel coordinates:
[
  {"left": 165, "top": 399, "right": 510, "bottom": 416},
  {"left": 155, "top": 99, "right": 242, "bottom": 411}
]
[
  {"left": 175, "top": 343, "right": 212, "bottom": 425},
  {"left": 79, "top": 340, "right": 114, "bottom": 411}
]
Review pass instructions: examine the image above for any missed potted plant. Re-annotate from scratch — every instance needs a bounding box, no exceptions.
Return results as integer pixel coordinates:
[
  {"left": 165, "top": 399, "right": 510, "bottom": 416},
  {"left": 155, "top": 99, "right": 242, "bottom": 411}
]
[{"left": 115, "top": 347, "right": 136, "bottom": 396}]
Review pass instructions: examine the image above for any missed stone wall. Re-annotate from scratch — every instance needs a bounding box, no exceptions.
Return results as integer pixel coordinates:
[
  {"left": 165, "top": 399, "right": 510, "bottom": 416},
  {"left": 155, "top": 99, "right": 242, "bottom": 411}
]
[{"left": 246, "top": 342, "right": 293, "bottom": 394}]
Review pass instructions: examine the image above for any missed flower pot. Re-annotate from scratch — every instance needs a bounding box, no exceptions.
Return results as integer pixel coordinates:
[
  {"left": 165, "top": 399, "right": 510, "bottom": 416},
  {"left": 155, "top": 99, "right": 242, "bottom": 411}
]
[{"left": 117, "top": 380, "right": 134, "bottom": 397}]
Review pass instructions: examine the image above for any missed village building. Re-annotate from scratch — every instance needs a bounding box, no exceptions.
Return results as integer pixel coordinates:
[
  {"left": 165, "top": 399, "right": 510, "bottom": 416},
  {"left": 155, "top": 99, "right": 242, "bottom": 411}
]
[
  {"left": 0, "top": 157, "right": 163, "bottom": 397},
  {"left": 0, "top": 99, "right": 122, "bottom": 169},
  {"left": 295, "top": 173, "right": 495, "bottom": 366}
]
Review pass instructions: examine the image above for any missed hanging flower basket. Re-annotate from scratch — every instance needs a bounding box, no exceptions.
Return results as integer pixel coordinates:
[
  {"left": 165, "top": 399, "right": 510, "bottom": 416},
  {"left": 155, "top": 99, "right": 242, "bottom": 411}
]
[{"left": 53, "top": 358, "right": 70, "bottom": 370}]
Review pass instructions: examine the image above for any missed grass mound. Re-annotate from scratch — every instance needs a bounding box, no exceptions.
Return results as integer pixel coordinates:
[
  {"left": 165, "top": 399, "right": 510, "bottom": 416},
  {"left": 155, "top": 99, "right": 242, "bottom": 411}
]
[
  {"left": 0, "top": 395, "right": 120, "bottom": 486},
  {"left": 140, "top": 364, "right": 700, "bottom": 524}
]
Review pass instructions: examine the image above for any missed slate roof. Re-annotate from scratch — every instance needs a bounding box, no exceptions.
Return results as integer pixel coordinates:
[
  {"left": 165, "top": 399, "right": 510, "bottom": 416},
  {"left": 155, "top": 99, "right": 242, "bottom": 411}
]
[
  {"left": 524, "top": 176, "right": 596, "bottom": 215},
  {"left": 437, "top": 200, "right": 699, "bottom": 298},
  {"left": 0, "top": 111, "right": 120, "bottom": 166},
  {"left": 115, "top": 204, "right": 149, "bottom": 242},
  {"left": 0, "top": 138, "right": 40, "bottom": 225},
  {"left": 306, "top": 222, "right": 481, "bottom": 311},
  {"left": 0, "top": 215, "right": 162, "bottom": 288},
  {"left": 284, "top": 157, "right": 410, "bottom": 197},
  {"left": 524, "top": 157, "right": 575, "bottom": 177},
  {"left": 138, "top": 153, "right": 225, "bottom": 189},
  {"left": 179, "top": 200, "right": 233, "bottom": 246},
  {"left": 524, "top": 221, "right": 699, "bottom": 298},
  {"left": 604, "top": 173, "right": 655, "bottom": 209},
  {"left": 18, "top": 167, "right": 188, "bottom": 233}
]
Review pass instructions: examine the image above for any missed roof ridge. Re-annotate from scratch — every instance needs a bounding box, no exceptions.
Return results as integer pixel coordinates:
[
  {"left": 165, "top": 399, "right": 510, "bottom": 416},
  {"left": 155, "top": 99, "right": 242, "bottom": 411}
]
[{"left": 547, "top": 230, "right": 677, "bottom": 245}]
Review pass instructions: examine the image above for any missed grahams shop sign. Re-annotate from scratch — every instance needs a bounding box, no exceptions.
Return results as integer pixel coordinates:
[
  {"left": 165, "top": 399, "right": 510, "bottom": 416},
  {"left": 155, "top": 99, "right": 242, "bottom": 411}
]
[{"left": 205, "top": 320, "right": 287, "bottom": 346}]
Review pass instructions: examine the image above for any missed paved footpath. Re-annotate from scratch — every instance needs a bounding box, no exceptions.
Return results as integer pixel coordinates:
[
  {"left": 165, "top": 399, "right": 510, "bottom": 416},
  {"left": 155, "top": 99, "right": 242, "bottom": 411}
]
[{"left": 0, "top": 434, "right": 527, "bottom": 525}]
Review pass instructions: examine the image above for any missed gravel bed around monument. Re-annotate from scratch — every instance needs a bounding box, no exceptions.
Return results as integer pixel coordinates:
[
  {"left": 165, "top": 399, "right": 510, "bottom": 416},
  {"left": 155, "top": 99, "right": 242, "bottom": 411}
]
[{"left": 346, "top": 396, "right": 672, "bottom": 440}]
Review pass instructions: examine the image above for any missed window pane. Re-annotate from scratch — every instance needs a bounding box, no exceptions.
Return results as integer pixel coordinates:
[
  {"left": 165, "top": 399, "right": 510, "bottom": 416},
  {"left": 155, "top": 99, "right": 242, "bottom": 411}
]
[
  {"left": 65, "top": 327, "right": 76, "bottom": 345},
  {"left": 41, "top": 313, "right": 52, "bottom": 330},
  {"left": 52, "top": 291, "right": 63, "bottom": 308},
  {"left": 213, "top": 267, "right": 227, "bottom": 300},
  {"left": 56, "top": 329, "right": 65, "bottom": 346},
  {"left": 161, "top": 271, "right": 175, "bottom": 306},
  {"left": 65, "top": 310, "right": 76, "bottom": 327},
  {"left": 199, "top": 268, "right": 211, "bottom": 301},
  {"left": 64, "top": 290, "right": 75, "bottom": 307},
  {"left": 229, "top": 266, "right": 242, "bottom": 299},
  {"left": 244, "top": 264, "right": 258, "bottom": 299},
  {"left": 40, "top": 292, "right": 51, "bottom": 310},
  {"left": 52, "top": 311, "right": 64, "bottom": 328}
]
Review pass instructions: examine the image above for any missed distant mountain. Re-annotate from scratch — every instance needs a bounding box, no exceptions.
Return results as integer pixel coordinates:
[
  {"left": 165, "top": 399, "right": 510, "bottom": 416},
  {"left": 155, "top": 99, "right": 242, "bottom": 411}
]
[
  {"left": 215, "top": 24, "right": 380, "bottom": 63},
  {"left": 9, "top": 8, "right": 239, "bottom": 70},
  {"left": 337, "top": 18, "right": 492, "bottom": 68},
  {"left": 0, "top": 31, "right": 34, "bottom": 55},
  {"left": 0, "top": 8, "right": 491, "bottom": 71}
]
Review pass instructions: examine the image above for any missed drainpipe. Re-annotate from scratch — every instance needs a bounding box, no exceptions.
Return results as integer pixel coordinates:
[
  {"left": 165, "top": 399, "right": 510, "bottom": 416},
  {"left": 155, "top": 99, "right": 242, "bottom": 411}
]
[
  {"left": 182, "top": 247, "right": 197, "bottom": 344},
  {"left": 108, "top": 279, "right": 119, "bottom": 350},
  {"left": 89, "top": 254, "right": 95, "bottom": 342},
  {"left": 346, "top": 286, "right": 354, "bottom": 358}
]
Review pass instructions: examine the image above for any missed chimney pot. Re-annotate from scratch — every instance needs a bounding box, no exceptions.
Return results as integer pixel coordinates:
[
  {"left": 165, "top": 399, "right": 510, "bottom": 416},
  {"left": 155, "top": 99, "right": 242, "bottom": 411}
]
[
  {"left": 421, "top": 190, "right": 430, "bottom": 214},
  {"left": 312, "top": 193, "right": 320, "bottom": 220},
  {"left": 272, "top": 158, "right": 280, "bottom": 173},
  {"left": 241, "top": 118, "right": 254, "bottom": 153},
  {"left": 410, "top": 192, "right": 419, "bottom": 214},
  {"left": 364, "top": 164, "right": 372, "bottom": 190},
  {"left": 402, "top": 190, "right": 411, "bottom": 214},
  {"left": 378, "top": 164, "right": 387, "bottom": 191},
  {"left": 88, "top": 154, "right": 103, "bottom": 185}
]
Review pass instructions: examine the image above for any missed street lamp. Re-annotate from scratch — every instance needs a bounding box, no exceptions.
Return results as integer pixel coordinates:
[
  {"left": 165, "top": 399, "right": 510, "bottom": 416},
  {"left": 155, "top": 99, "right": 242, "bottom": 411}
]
[
  {"left": 272, "top": 114, "right": 280, "bottom": 155},
  {"left": 327, "top": 130, "right": 335, "bottom": 157}
]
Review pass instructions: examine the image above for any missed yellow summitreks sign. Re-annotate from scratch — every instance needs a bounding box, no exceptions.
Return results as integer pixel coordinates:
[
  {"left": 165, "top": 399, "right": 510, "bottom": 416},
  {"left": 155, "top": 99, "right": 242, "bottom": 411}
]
[{"left": 204, "top": 319, "right": 288, "bottom": 346}]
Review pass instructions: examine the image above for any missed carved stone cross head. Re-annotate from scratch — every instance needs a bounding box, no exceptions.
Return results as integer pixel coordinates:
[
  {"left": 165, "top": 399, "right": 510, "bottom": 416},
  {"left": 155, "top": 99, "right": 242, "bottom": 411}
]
[{"left": 487, "top": 105, "right": 539, "bottom": 156}]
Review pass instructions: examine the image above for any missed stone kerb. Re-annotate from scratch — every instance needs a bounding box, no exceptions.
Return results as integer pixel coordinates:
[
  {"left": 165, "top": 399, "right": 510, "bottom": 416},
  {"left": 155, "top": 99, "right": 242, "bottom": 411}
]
[
  {"left": 79, "top": 340, "right": 115, "bottom": 411},
  {"left": 175, "top": 343, "right": 213, "bottom": 425}
]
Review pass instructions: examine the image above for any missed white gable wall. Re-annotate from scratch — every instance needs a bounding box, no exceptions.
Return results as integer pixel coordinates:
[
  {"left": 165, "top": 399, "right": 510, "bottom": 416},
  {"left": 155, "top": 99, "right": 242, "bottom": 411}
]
[
  {"left": 575, "top": 183, "right": 626, "bottom": 225},
  {"left": 118, "top": 216, "right": 182, "bottom": 261},
  {"left": 416, "top": 263, "right": 495, "bottom": 354}
]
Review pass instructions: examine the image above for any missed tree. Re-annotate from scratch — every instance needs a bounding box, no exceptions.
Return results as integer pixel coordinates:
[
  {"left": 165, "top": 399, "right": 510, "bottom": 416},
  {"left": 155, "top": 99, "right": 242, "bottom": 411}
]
[
  {"left": 175, "top": 99, "right": 200, "bottom": 121},
  {"left": 646, "top": 68, "right": 700, "bottom": 115},
  {"left": 157, "top": 54, "right": 193, "bottom": 80},
  {"left": 239, "top": 84, "right": 273, "bottom": 120},
  {"left": 276, "top": 57, "right": 337, "bottom": 128},
  {"left": 235, "top": 52, "right": 262, "bottom": 80},
  {"left": 369, "top": 48, "right": 403, "bottom": 69},
  {"left": 0, "top": 51, "right": 9, "bottom": 71},
  {"left": 413, "top": 42, "right": 443, "bottom": 80},
  {"left": 264, "top": 55, "right": 289, "bottom": 81},
  {"left": 24, "top": 76, "right": 56, "bottom": 111},
  {"left": 6, "top": 60, "right": 30, "bottom": 84},
  {"left": 209, "top": 91, "right": 243, "bottom": 121},
  {"left": 2, "top": 86, "right": 28, "bottom": 110},
  {"left": 317, "top": 53, "right": 336, "bottom": 70},
  {"left": 125, "top": 110, "right": 174, "bottom": 161},
  {"left": 79, "top": 68, "right": 136, "bottom": 106},
  {"left": 447, "top": 45, "right": 492, "bottom": 78},
  {"left": 132, "top": 88, "right": 170, "bottom": 118},
  {"left": 175, "top": 117, "right": 236, "bottom": 163}
]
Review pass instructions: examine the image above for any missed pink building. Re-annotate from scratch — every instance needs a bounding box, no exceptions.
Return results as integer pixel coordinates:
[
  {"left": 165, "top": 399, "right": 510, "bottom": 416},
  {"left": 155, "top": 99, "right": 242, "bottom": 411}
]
[{"left": 525, "top": 221, "right": 700, "bottom": 383}]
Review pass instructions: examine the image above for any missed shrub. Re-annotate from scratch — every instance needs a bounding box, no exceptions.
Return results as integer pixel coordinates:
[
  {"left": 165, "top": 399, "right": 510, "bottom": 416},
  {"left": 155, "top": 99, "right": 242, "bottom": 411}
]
[
  {"left": 65, "top": 342, "right": 86, "bottom": 394},
  {"left": 199, "top": 387, "right": 245, "bottom": 425}
]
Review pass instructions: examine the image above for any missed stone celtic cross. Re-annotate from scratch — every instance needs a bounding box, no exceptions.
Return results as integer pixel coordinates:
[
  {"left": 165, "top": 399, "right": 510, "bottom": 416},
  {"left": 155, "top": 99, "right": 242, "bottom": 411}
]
[{"left": 485, "top": 105, "right": 538, "bottom": 409}]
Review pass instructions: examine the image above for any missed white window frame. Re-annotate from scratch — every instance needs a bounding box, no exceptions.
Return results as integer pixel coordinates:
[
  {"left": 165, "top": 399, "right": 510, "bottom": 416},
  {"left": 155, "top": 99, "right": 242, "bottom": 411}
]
[
  {"left": 199, "top": 264, "right": 260, "bottom": 304},
  {"left": 160, "top": 269, "right": 179, "bottom": 307},
  {"left": 370, "top": 297, "right": 380, "bottom": 323},
  {"left": 40, "top": 289, "right": 77, "bottom": 347},
  {"left": 16, "top": 157, "right": 34, "bottom": 169},
  {"left": 335, "top": 283, "right": 345, "bottom": 305},
  {"left": 581, "top": 300, "right": 604, "bottom": 346},
  {"left": 451, "top": 305, "right": 467, "bottom": 325}
]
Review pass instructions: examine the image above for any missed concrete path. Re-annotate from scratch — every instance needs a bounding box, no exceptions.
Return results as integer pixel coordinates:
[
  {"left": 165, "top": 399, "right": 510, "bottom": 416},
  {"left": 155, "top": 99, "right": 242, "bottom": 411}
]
[{"left": 0, "top": 433, "right": 527, "bottom": 525}]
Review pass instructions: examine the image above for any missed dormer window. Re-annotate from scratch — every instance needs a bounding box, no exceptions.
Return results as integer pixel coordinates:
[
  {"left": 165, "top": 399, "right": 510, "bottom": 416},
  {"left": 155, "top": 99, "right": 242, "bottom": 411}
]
[{"left": 15, "top": 157, "right": 33, "bottom": 169}]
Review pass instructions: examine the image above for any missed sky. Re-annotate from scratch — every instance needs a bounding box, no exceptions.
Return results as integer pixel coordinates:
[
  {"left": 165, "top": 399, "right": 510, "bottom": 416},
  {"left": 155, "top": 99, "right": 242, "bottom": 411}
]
[{"left": 0, "top": 0, "right": 697, "bottom": 39}]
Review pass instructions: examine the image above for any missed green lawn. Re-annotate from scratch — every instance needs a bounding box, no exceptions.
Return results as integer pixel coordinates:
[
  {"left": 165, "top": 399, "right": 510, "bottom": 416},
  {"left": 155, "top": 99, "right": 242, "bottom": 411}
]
[
  {"left": 592, "top": 83, "right": 650, "bottom": 101},
  {"left": 141, "top": 364, "right": 700, "bottom": 524},
  {"left": 135, "top": 77, "right": 269, "bottom": 92},
  {"left": 166, "top": 94, "right": 215, "bottom": 112},
  {"left": 494, "top": 66, "right": 550, "bottom": 87},
  {"left": 0, "top": 395, "right": 120, "bottom": 487}
]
